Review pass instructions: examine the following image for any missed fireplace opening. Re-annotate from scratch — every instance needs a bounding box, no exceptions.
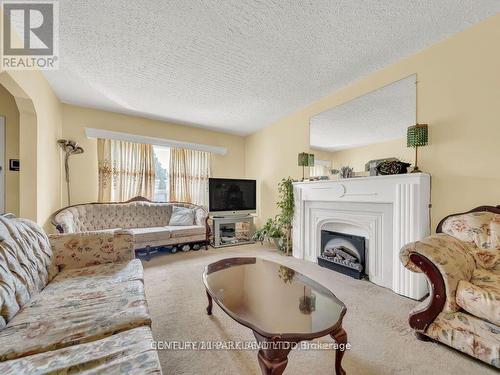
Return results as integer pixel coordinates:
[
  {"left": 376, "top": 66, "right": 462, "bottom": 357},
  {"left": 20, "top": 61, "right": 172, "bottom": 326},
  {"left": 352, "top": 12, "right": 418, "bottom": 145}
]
[{"left": 318, "top": 230, "right": 366, "bottom": 279}]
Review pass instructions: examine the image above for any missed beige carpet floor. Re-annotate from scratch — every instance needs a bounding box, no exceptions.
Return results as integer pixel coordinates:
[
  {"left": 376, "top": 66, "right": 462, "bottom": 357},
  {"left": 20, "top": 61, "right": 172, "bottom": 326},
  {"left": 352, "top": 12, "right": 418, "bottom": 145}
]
[{"left": 142, "top": 244, "right": 495, "bottom": 375}]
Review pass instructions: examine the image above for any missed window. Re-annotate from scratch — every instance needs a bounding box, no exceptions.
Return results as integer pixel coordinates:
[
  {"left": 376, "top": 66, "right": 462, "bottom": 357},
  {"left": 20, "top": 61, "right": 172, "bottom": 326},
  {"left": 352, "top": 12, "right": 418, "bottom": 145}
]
[
  {"left": 153, "top": 146, "right": 170, "bottom": 202},
  {"left": 97, "top": 137, "right": 211, "bottom": 205},
  {"left": 152, "top": 146, "right": 211, "bottom": 206}
]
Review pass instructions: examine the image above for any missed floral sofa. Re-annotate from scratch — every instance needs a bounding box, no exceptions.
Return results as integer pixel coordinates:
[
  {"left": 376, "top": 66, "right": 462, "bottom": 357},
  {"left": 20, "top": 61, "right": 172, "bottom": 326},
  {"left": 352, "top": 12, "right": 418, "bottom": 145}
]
[
  {"left": 51, "top": 197, "right": 210, "bottom": 254},
  {"left": 400, "top": 206, "right": 500, "bottom": 368},
  {"left": 0, "top": 215, "right": 162, "bottom": 374}
]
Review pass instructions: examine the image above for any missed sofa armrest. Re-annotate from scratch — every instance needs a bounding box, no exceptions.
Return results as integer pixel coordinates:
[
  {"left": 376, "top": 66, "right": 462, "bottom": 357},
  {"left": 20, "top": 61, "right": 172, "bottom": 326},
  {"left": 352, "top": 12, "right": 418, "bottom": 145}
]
[
  {"left": 194, "top": 207, "right": 210, "bottom": 239},
  {"left": 49, "top": 230, "right": 135, "bottom": 271},
  {"left": 194, "top": 207, "right": 208, "bottom": 227},
  {"left": 400, "top": 233, "right": 476, "bottom": 314}
]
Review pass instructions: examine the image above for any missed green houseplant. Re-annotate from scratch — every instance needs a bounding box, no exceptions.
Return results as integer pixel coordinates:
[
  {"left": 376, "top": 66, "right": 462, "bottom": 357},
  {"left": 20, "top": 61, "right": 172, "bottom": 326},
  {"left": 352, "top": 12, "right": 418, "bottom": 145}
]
[
  {"left": 253, "top": 177, "right": 295, "bottom": 255},
  {"left": 276, "top": 177, "right": 294, "bottom": 254},
  {"left": 252, "top": 218, "right": 283, "bottom": 245}
]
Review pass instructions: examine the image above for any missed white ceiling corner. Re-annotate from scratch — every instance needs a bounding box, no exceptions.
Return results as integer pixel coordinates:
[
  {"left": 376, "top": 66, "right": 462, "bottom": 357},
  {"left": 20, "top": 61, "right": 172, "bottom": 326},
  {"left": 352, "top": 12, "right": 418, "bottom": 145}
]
[{"left": 43, "top": 1, "right": 500, "bottom": 135}]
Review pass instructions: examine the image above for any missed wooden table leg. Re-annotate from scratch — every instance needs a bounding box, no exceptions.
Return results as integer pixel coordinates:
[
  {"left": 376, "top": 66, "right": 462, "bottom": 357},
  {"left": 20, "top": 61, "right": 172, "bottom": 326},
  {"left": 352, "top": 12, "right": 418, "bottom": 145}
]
[
  {"left": 257, "top": 350, "right": 288, "bottom": 375},
  {"left": 206, "top": 290, "right": 212, "bottom": 315},
  {"left": 331, "top": 327, "right": 347, "bottom": 375},
  {"left": 254, "top": 332, "right": 292, "bottom": 375}
]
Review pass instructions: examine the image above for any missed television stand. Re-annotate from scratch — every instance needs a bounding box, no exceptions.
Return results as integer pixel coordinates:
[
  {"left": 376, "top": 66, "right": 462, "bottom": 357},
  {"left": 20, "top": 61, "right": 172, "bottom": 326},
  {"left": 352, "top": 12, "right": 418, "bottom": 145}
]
[{"left": 211, "top": 216, "right": 255, "bottom": 248}]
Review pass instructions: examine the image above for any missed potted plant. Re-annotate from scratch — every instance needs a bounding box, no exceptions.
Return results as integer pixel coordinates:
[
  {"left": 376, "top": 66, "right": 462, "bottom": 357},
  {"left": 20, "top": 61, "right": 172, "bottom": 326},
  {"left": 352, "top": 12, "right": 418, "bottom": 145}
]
[
  {"left": 252, "top": 218, "right": 283, "bottom": 246},
  {"left": 253, "top": 177, "right": 295, "bottom": 255},
  {"left": 276, "top": 177, "right": 294, "bottom": 254}
]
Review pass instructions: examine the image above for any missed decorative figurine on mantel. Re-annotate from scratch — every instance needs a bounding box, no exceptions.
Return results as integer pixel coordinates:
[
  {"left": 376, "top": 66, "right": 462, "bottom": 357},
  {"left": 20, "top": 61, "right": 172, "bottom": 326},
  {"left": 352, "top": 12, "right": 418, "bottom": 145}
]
[
  {"left": 365, "top": 157, "right": 398, "bottom": 176},
  {"left": 330, "top": 167, "right": 353, "bottom": 178},
  {"left": 376, "top": 160, "right": 411, "bottom": 175}
]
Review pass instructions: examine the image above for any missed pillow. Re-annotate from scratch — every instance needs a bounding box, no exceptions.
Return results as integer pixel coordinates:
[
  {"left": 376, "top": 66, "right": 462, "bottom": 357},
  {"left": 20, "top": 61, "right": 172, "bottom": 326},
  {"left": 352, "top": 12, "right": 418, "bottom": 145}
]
[
  {"left": 443, "top": 212, "right": 500, "bottom": 269},
  {"left": 471, "top": 221, "right": 500, "bottom": 269},
  {"left": 169, "top": 206, "right": 195, "bottom": 226}
]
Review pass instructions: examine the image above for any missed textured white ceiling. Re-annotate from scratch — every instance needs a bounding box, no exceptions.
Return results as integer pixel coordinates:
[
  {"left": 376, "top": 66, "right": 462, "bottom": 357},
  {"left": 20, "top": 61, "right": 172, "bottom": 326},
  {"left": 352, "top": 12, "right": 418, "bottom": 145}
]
[
  {"left": 310, "top": 75, "right": 416, "bottom": 151},
  {"left": 43, "top": 1, "right": 500, "bottom": 135}
]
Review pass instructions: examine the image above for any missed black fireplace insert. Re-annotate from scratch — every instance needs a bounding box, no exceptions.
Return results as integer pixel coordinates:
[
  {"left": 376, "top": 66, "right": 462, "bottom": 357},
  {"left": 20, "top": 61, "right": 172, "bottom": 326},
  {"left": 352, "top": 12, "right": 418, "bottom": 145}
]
[{"left": 318, "top": 230, "right": 366, "bottom": 279}]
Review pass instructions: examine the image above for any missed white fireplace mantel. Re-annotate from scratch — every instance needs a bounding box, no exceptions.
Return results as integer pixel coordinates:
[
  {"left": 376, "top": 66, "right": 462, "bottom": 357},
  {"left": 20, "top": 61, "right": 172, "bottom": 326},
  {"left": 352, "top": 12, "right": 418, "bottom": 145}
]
[{"left": 292, "top": 173, "right": 431, "bottom": 300}]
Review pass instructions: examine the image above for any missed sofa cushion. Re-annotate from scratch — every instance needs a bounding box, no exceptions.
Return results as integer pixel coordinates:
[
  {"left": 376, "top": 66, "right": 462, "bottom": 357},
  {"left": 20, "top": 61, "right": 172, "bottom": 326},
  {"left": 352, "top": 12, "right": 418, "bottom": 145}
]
[
  {"left": 456, "top": 268, "right": 500, "bottom": 326},
  {"left": 0, "top": 326, "right": 161, "bottom": 375},
  {"left": 169, "top": 206, "right": 195, "bottom": 226},
  {"left": 165, "top": 225, "right": 206, "bottom": 238},
  {"left": 0, "top": 278, "right": 150, "bottom": 361},
  {"left": 50, "top": 231, "right": 135, "bottom": 271},
  {"left": 0, "top": 217, "right": 58, "bottom": 328},
  {"left": 442, "top": 211, "right": 500, "bottom": 269},
  {"left": 426, "top": 311, "right": 500, "bottom": 368},
  {"left": 50, "top": 259, "right": 144, "bottom": 289},
  {"left": 130, "top": 227, "right": 171, "bottom": 243}
]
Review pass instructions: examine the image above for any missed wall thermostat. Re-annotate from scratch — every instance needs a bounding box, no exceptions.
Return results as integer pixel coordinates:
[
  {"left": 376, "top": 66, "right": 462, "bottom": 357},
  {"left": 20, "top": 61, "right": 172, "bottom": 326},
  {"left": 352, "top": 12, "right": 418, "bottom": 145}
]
[{"left": 9, "top": 159, "right": 20, "bottom": 171}]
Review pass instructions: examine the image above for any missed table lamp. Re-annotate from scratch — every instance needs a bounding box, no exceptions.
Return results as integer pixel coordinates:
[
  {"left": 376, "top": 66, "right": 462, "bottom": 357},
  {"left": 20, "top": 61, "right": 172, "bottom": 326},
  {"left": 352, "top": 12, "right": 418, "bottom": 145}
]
[
  {"left": 298, "top": 153, "right": 315, "bottom": 181},
  {"left": 406, "top": 124, "right": 428, "bottom": 173}
]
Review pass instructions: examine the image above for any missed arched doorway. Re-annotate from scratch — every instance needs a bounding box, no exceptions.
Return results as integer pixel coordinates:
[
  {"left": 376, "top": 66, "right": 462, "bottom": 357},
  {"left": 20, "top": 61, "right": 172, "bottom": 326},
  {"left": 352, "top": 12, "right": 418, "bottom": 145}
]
[
  {"left": 0, "top": 72, "right": 38, "bottom": 221},
  {"left": 0, "top": 83, "right": 20, "bottom": 216}
]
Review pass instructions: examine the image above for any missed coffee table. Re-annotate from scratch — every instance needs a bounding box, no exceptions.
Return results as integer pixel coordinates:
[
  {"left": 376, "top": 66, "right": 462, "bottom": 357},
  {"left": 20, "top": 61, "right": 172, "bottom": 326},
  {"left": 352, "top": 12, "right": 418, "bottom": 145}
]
[{"left": 202, "top": 257, "right": 348, "bottom": 375}]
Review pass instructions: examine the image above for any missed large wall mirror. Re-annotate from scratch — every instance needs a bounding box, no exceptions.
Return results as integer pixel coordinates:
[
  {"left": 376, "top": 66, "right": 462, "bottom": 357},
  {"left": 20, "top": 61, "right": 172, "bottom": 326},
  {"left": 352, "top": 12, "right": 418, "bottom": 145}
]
[{"left": 310, "top": 74, "right": 416, "bottom": 152}]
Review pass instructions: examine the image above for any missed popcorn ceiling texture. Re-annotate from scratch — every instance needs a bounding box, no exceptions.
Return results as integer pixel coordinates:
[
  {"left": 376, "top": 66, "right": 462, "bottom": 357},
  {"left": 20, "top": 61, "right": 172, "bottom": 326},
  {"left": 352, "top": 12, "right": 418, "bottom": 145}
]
[{"left": 44, "top": 1, "right": 500, "bottom": 135}]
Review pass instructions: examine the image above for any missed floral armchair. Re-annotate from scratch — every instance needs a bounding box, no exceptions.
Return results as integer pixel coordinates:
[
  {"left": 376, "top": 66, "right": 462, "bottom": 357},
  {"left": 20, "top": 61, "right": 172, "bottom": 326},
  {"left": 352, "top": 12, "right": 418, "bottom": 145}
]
[{"left": 400, "top": 206, "right": 500, "bottom": 368}]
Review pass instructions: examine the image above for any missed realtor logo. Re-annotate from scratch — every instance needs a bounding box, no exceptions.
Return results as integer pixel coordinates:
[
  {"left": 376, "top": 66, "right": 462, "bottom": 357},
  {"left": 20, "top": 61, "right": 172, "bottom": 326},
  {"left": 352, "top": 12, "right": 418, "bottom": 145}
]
[{"left": 1, "top": 1, "right": 59, "bottom": 70}]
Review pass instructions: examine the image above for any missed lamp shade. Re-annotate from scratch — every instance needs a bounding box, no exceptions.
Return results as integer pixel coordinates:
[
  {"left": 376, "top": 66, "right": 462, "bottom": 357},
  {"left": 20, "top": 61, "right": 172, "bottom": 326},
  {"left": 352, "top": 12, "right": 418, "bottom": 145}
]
[
  {"left": 298, "top": 152, "right": 309, "bottom": 166},
  {"left": 407, "top": 124, "right": 428, "bottom": 148},
  {"left": 298, "top": 153, "right": 315, "bottom": 167}
]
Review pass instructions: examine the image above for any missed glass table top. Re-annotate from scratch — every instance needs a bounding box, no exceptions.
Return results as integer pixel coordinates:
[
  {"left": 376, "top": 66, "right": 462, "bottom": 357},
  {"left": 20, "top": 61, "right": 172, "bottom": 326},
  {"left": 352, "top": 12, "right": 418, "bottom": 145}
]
[{"left": 203, "top": 257, "right": 345, "bottom": 337}]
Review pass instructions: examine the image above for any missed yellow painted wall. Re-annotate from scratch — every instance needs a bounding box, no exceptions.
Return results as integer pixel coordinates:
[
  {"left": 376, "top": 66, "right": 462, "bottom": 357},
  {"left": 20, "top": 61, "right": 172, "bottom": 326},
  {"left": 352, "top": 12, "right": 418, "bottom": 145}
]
[
  {"left": 0, "top": 84, "right": 20, "bottom": 215},
  {"left": 61, "top": 104, "right": 246, "bottom": 205},
  {"left": 245, "top": 124, "right": 334, "bottom": 225},
  {"left": 0, "top": 69, "right": 63, "bottom": 230},
  {"left": 246, "top": 14, "right": 500, "bottom": 230}
]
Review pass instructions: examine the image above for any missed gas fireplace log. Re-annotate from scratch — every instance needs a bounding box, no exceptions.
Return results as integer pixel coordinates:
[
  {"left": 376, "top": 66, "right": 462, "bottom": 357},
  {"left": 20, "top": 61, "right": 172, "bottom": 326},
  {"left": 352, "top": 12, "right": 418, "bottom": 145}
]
[
  {"left": 331, "top": 257, "right": 363, "bottom": 272},
  {"left": 323, "top": 248, "right": 337, "bottom": 258},
  {"left": 327, "top": 247, "right": 358, "bottom": 263}
]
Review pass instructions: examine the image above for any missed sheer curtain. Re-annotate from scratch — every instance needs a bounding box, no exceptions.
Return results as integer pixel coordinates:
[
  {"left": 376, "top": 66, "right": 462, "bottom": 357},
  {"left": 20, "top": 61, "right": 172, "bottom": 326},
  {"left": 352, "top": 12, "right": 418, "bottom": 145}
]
[
  {"left": 169, "top": 148, "right": 211, "bottom": 207},
  {"left": 97, "top": 138, "right": 155, "bottom": 202}
]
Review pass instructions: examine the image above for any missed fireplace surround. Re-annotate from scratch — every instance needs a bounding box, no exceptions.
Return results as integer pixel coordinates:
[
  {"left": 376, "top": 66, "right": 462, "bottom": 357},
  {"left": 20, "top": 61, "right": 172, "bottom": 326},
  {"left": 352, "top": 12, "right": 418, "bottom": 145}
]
[{"left": 292, "top": 173, "right": 431, "bottom": 300}]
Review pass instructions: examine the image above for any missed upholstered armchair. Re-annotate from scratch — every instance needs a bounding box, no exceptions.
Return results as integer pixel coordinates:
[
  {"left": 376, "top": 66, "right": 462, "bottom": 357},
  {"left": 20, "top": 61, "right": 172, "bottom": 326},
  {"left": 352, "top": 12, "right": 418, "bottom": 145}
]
[{"left": 400, "top": 206, "right": 500, "bottom": 368}]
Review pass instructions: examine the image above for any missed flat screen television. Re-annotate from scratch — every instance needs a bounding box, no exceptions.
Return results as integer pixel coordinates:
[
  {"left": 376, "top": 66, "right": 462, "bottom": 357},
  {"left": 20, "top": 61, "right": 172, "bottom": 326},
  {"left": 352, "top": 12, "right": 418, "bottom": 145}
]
[{"left": 209, "top": 178, "right": 256, "bottom": 216}]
